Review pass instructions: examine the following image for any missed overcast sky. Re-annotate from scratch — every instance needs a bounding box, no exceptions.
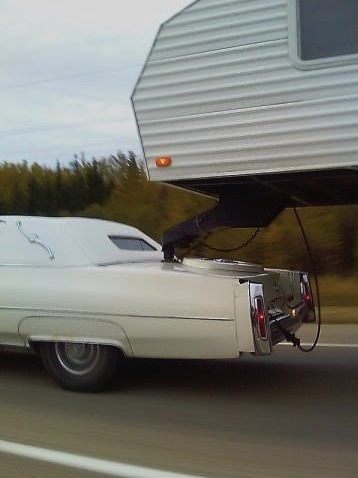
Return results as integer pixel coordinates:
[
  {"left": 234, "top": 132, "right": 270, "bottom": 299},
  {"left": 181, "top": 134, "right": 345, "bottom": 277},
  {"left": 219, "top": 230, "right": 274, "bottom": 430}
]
[{"left": 0, "top": 0, "right": 190, "bottom": 166}]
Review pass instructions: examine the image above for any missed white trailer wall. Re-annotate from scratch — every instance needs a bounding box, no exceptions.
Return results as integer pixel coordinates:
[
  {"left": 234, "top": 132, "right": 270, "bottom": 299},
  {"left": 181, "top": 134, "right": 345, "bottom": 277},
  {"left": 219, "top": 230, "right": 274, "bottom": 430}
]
[{"left": 132, "top": 0, "right": 358, "bottom": 184}]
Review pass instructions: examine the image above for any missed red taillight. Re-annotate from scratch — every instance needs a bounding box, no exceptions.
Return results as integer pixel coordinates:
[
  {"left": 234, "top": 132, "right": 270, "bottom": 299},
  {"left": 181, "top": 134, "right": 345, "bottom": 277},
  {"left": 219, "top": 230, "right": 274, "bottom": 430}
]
[
  {"left": 300, "top": 275, "right": 316, "bottom": 323},
  {"left": 255, "top": 296, "right": 268, "bottom": 340},
  {"left": 301, "top": 278, "right": 312, "bottom": 307}
]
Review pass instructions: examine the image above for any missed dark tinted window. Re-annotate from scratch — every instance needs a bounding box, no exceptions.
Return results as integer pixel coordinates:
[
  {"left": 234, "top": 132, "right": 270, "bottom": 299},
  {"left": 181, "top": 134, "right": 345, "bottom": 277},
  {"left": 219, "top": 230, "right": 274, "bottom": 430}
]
[
  {"left": 109, "top": 236, "right": 157, "bottom": 251},
  {"left": 298, "top": 0, "right": 358, "bottom": 60}
]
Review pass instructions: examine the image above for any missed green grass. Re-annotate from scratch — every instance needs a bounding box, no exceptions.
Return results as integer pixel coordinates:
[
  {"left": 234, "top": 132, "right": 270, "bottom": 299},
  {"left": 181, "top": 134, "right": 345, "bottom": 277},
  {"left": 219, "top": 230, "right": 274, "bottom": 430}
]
[
  {"left": 311, "top": 275, "right": 358, "bottom": 323},
  {"left": 316, "top": 275, "right": 358, "bottom": 307},
  {"left": 320, "top": 307, "right": 357, "bottom": 324}
]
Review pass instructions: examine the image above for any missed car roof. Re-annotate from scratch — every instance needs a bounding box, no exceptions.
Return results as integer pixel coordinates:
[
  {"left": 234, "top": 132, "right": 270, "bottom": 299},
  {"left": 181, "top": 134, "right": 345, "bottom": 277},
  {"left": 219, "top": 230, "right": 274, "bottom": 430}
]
[{"left": 0, "top": 216, "right": 162, "bottom": 266}]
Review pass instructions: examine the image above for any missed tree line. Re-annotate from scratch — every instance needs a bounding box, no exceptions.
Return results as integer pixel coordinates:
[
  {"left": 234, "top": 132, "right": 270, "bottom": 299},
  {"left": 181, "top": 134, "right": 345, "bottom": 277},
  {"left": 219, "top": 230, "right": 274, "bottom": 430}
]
[{"left": 0, "top": 151, "right": 356, "bottom": 275}]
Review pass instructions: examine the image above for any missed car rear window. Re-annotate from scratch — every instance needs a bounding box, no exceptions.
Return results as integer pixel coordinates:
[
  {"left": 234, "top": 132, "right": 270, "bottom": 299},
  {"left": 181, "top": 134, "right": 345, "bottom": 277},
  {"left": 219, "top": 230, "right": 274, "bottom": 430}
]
[{"left": 108, "top": 236, "right": 157, "bottom": 251}]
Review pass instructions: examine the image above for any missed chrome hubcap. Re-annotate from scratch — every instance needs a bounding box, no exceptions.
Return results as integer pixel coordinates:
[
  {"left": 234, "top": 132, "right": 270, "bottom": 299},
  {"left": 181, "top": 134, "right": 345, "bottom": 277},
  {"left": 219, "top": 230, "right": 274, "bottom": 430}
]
[{"left": 55, "top": 342, "right": 100, "bottom": 375}]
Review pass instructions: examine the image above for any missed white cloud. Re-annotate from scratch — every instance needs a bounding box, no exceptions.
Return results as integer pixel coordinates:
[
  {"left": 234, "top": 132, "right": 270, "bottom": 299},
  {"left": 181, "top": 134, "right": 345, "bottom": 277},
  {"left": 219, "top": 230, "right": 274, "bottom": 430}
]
[{"left": 0, "top": 0, "right": 191, "bottom": 165}]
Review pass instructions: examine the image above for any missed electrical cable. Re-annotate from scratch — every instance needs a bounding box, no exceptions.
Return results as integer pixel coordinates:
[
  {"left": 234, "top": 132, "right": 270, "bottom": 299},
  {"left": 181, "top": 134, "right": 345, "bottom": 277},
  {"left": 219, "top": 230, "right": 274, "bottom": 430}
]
[
  {"left": 293, "top": 207, "right": 322, "bottom": 352},
  {"left": 0, "top": 64, "right": 139, "bottom": 92}
]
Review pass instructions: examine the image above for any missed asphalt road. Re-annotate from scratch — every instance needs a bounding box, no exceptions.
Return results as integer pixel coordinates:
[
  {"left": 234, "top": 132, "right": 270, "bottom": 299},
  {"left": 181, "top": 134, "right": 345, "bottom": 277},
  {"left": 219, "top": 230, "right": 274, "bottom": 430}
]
[{"left": 1, "top": 325, "right": 357, "bottom": 478}]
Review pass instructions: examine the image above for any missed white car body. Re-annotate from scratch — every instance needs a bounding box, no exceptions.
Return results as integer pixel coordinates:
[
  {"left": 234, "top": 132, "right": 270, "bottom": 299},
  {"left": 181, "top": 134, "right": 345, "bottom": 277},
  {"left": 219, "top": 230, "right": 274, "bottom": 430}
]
[{"left": 0, "top": 216, "right": 314, "bottom": 390}]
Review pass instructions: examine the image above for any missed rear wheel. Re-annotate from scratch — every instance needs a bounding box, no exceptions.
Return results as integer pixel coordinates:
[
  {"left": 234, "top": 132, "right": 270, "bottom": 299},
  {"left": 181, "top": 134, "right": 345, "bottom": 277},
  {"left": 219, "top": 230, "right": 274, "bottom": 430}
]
[{"left": 40, "top": 342, "right": 119, "bottom": 392}]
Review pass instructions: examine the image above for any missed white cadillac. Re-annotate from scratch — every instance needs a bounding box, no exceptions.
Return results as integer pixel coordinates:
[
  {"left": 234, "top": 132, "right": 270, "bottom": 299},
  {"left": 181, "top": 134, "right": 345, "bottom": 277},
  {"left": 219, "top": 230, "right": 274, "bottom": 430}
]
[{"left": 0, "top": 216, "right": 315, "bottom": 391}]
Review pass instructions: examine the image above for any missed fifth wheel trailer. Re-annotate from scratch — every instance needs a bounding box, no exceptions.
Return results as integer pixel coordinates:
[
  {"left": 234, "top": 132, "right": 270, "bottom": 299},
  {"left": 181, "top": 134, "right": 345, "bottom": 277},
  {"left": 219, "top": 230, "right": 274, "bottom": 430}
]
[{"left": 132, "top": 0, "right": 358, "bottom": 258}]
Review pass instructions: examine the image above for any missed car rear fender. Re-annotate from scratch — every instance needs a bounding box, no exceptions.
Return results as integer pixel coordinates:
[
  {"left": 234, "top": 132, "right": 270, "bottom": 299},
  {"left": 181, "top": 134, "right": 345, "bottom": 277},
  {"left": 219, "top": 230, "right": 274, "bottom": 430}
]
[{"left": 18, "top": 316, "right": 134, "bottom": 357}]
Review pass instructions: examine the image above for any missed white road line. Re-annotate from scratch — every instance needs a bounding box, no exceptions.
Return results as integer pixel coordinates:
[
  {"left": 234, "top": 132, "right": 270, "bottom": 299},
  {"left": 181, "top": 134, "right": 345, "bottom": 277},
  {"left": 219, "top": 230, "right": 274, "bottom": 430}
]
[
  {"left": 279, "top": 342, "right": 358, "bottom": 348},
  {"left": 0, "top": 440, "right": 207, "bottom": 478}
]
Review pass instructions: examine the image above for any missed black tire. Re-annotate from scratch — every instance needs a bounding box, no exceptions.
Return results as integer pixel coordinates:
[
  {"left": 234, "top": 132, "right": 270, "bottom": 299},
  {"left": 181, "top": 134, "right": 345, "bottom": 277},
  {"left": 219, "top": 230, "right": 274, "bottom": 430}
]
[{"left": 40, "top": 342, "right": 119, "bottom": 392}]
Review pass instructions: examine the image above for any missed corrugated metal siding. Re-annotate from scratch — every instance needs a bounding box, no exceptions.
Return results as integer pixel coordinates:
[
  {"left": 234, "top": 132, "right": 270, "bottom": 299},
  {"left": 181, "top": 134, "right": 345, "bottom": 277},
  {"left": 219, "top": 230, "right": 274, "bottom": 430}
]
[
  {"left": 132, "top": 0, "right": 358, "bottom": 181},
  {"left": 150, "top": 0, "right": 288, "bottom": 60},
  {"left": 142, "top": 95, "right": 358, "bottom": 180},
  {"left": 135, "top": 40, "right": 358, "bottom": 121}
]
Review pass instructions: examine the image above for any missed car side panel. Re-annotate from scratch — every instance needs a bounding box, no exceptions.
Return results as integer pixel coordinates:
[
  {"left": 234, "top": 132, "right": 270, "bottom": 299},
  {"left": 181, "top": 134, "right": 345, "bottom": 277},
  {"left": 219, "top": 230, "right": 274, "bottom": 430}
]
[{"left": 0, "top": 264, "right": 240, "bottom": 359}]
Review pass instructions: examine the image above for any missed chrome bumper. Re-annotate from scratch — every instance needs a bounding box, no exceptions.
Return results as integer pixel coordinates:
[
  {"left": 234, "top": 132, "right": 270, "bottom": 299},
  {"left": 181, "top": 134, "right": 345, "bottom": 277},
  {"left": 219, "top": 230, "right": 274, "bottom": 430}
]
[{"left": 269, "top": 303, "right": 314, "bottom": 346}]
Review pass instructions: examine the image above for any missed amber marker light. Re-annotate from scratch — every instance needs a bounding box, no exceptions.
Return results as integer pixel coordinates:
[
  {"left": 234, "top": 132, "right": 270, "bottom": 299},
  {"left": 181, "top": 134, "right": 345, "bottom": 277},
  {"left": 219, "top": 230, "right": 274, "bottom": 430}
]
[{"left": 155, "top": 156, "right": 172, "bottom": 167}]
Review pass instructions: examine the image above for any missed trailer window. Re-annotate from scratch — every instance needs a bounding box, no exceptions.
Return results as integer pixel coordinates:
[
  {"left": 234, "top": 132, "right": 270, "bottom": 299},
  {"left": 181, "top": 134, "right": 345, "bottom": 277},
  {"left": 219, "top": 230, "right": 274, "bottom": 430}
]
[
  {"left": 298, "top": 0, "right": 358, "bottom": 60},
  {"left": 290, "top": 0, "right": 358, "bottom": 68}
]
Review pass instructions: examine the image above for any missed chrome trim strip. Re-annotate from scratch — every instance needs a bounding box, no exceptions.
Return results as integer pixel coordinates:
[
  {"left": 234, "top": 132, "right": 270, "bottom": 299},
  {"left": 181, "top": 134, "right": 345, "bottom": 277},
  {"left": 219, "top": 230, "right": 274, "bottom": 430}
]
[
  {"left": 1, "top": 305, "right": 233, "bottom": 323},
  {"left": 249, "top": 282, "right": 272, "bottom": 356},
  {"left": 26, "top": 336, "right": 133, "bottom": 355},
  {"left": 270, "top": 313, "right": 292, "bottom": 324}
]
